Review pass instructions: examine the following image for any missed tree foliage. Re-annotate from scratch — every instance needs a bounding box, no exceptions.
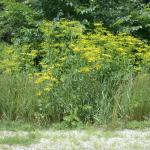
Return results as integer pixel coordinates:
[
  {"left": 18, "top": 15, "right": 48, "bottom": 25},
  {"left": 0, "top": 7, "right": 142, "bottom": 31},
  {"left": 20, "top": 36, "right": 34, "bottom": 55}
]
[
  {"left": 0, "top": 0, "right": 41, "bottom": 44},
  {"left": 0, "top": 0, "right": 149, "bottom": 42},
  {"left": 113, "top": 4, "right": 150, "bottom": 41}
]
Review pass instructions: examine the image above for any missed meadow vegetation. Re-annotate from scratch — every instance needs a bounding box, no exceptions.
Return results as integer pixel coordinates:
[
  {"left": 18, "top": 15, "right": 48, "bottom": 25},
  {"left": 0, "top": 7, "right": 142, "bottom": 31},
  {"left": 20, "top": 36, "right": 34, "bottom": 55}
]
[{"left": 0, "top": 0, "right": 150, "bottom": 128}]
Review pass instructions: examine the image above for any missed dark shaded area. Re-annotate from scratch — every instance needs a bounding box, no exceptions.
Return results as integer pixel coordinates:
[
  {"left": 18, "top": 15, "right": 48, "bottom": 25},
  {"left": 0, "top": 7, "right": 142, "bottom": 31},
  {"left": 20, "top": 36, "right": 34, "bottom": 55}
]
[
  {"left": 0, "top": 32, "right": 14, "bottom": 44},
  {"left": 0, "top": 3, "right": 4, "bottom": 11},
  {"left": 144, "top": 0, "right": 150, "bottom": 3}
]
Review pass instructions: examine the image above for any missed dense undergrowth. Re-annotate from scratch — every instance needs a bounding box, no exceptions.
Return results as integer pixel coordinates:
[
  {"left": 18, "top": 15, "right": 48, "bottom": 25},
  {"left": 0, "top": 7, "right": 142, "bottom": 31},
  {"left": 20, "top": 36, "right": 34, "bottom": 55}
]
[{"left": 0, "top": 20, "right": 150, "bottom": 127}]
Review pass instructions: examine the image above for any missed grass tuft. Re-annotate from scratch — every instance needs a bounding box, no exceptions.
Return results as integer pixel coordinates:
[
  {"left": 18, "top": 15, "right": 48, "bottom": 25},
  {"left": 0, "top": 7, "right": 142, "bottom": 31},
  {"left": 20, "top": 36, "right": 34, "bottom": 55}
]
[{"left": 0, "top": 132, "right": 41, "bottom": 145}]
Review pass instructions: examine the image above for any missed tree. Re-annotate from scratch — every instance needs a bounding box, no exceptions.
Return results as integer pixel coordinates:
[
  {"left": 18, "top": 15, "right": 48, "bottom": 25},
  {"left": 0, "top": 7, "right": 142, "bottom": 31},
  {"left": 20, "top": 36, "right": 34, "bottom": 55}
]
[
  {"left": 0, "top": 0, "right": 41, "bottom": 44},
  {"left": 112, "top": 2, "right": 150, "bottom": 41}
]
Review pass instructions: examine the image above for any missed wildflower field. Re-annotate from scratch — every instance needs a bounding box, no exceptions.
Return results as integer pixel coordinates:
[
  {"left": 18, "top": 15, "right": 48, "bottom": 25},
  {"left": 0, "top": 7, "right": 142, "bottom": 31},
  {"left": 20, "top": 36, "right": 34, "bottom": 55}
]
[{"left": 0, "top": 0, "right": 150, "bottom": 128}]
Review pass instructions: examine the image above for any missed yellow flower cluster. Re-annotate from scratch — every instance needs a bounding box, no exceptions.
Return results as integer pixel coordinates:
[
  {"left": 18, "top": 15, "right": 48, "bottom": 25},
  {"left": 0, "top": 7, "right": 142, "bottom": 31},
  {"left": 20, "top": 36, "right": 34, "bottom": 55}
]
[
  {"left": 0, "top": 46, "right": 20, "bottom": 73},
  {"left": 35, "top": 71, "right": 57, "bottom": 83},
  {"left": 1, "top": 20, "right": 149, "bottom": 97}
]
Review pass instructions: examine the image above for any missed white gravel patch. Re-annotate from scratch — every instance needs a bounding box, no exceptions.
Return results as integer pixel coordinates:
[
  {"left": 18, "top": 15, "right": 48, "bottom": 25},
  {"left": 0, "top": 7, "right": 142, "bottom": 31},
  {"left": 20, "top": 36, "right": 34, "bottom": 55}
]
[{"left": 1, "top": 129, "right": 150, "bottom": 150}]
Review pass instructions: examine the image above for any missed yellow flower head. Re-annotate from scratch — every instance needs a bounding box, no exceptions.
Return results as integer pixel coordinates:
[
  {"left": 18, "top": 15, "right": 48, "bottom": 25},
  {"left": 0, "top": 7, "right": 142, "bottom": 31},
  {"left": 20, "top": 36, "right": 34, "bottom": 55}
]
[
  {"left": 37, "top": 91, "right": 42, "bottom": 96},
  {"left": 79, "top": 67, "right": 91, "bottom": 73}
]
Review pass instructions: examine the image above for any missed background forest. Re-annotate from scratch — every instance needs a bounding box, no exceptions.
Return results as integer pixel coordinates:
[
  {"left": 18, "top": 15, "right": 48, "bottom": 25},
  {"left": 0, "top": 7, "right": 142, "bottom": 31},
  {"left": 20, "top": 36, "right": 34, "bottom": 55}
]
[{"left": 0, "top": 0, "right": 150, "bottom": 127}]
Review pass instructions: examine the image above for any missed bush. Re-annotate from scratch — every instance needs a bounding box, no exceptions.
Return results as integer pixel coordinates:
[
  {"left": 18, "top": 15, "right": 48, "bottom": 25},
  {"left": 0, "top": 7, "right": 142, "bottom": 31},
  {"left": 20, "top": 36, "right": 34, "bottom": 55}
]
[
  {"left": 0, "top": 0, "right": 41, "bottom": 44},
  {"left": 112, "top": 4, "right": 150, "bottom": 41},
  {"left": 0, "top": 20, "right": 150, "bottom": 126}
]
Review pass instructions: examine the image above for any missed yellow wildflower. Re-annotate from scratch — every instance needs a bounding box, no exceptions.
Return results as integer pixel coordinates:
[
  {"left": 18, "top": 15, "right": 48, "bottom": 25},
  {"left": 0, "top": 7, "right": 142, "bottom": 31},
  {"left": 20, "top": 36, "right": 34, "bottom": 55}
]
[
  {"left": 94, "top": 64, "right": 101, "bottom": 70},
  {"left": 44, "top": 86, "right": 52, "bottom": 92},
  {"left": 117, "top": 48, "right": 124, "bottom": 53},
  {"left": 73, "top": 47, "right": 81, "bottom": 52},
  {"left": 37, "top": 91, "right": 42, "bottom": 96},
  {"left": 79, "top": 67, "right": 91, "bottom": 73},
  {"left": 102, "top": 54, "right": 112, "bottom": 58}
]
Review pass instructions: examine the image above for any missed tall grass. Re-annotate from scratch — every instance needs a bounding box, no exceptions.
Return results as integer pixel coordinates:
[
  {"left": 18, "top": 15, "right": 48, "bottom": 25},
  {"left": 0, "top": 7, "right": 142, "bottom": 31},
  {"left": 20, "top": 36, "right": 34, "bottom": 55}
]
[
  {"left": 128, "top": 74, "right": 150, "bottom": 120},
  {"left": 0, "top": 72, "right": 150, "bottom": 126},
  {"left": 0, "top": 74, "right": 39, "bottom": 122}
]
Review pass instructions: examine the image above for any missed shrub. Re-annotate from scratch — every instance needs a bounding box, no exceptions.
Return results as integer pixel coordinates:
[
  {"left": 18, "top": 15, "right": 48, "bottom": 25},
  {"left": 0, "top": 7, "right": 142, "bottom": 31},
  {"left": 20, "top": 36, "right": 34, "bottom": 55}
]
[
  {"left": 0, "top": 0, "right": 41, "bottom": 44},
  {"left": 112, "top": 4, "right": 150, "bottom": 41},
  {"left": 0, "top": 20, "right": 150, "bottom": 126}
]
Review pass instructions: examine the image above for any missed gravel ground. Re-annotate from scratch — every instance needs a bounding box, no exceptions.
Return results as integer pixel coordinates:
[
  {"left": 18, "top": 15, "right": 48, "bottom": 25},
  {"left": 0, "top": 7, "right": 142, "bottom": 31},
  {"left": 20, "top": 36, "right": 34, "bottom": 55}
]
[{"left": 0, "top": 129, "right": 150, "bottom": 150}]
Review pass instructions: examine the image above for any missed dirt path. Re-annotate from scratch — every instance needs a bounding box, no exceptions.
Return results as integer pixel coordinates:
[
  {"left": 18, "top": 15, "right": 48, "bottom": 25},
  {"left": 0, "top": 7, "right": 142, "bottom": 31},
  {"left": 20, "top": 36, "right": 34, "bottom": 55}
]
[{"left": 0, "top": 129, "right": 150, "bottom": 150}]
